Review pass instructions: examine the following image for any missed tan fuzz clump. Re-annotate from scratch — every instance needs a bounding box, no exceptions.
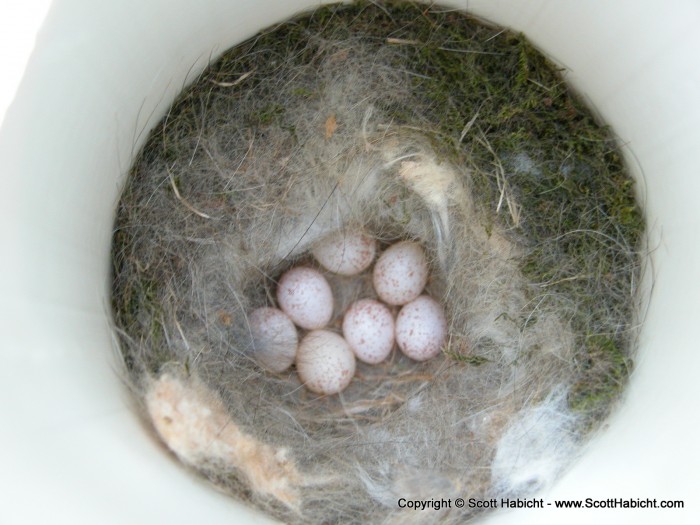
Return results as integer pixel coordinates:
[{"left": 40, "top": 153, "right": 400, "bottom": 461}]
[{"left": 146, "top": 373, "right": 302, "bottom": 510}]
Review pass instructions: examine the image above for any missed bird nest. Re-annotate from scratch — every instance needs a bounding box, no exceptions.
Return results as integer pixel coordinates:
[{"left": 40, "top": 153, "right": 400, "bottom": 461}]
[{"left": 111, "top": 2, "right": 645, "bottom": 523}]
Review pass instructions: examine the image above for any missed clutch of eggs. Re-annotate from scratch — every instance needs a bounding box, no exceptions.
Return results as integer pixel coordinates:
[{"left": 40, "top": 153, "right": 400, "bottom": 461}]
[{"left": 249, "top": 229, "right": 447, "bottom": 394}]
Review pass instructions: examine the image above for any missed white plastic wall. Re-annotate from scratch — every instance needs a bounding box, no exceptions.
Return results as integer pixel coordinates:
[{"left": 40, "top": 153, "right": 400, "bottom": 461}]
[{"left": 1, "top": 1, "right": 698, "bottom": 524}]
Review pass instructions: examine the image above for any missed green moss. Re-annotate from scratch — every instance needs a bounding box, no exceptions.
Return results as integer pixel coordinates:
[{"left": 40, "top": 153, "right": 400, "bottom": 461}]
[
  {"left": 251, "top": 103, "right": 285, "bottom": 126},
  {"left": 444, "top": 350, "right": 490, "bottom": 366},
  {"left": 569, "top": 335, "right": 633, "bottom": 417}
]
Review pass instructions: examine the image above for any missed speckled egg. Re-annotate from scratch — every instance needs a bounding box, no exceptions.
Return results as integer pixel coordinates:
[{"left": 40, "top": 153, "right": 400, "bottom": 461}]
[
  {"left": 395, "top": 295, "right": 447, "bottom": 361},
  {"left": 342, "top": 299, "right": 395, "bottom": 364},
  {"left": 276, "top": 267, "right": 334, "bottom": 330},
  {"left": 247, "top": 307, "right": 298, "bottom": 373},
  {"left": 373, "top": 241, "right": 429, "bottom": 305},
  {"left": 296, "top": 330, "right": 356, "bottom": 395},
  {"left": 312, "top": 230, "right": 377, "bottom": 276}
]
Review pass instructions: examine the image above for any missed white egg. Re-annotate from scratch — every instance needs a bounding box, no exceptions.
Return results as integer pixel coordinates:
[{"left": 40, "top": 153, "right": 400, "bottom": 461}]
[
  {"left": 247, "top": 307, "right": 298, "bottom": 373},
  {"left": 296, "top": 330, "right": 356, "bottom": 395},
  {"left": 372, "top": 241, "right": 429, "bottom": 305},
  {"left": 395, "top": 295, "right": 447, "bottom": 361},
  {"left": 277, "top": 267, "right": 334, "bottom": 330},
  {"left": 312, "top": 230, "right": 377, "bottom": 276},
  {"left": 342, "top": 299, "right": 395, "bottom": 364}
]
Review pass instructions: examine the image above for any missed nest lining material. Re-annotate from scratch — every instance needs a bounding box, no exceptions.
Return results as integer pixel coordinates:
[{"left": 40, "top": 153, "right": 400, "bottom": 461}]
[{"left": 111, "top": 2, "right": 644, "bottom": 524}]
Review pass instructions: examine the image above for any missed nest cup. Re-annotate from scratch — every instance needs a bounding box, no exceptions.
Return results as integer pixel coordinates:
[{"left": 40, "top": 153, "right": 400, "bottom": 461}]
[{"left": 2, "top": 1, "right": 699, "bottom": 525}]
